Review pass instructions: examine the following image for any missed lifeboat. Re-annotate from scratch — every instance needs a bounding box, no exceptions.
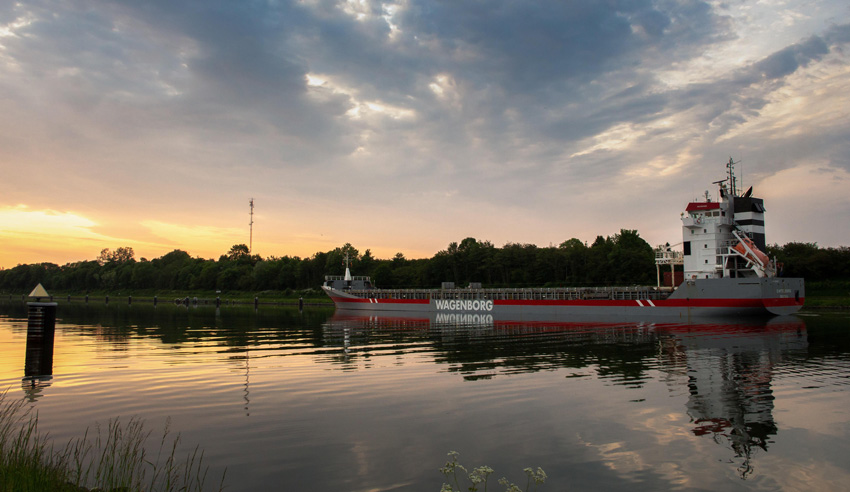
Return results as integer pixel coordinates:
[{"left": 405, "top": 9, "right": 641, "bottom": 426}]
[{"left": 733, "top": 236, "right": 769, "bottom": 267}]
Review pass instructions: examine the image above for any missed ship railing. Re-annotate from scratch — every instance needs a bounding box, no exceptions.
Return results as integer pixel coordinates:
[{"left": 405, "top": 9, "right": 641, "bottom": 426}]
[
  {"left": 655, "top": 249, "right": 683, "bottom": 265},
  {"left": 682, "top": 214, "right": 734, "bottom": 228},
  {"left": 324, "top": 275, "right": 372, "bottom": 282},
  {"left": 347, "top": 286, "right": 670, "bottom": 301}
]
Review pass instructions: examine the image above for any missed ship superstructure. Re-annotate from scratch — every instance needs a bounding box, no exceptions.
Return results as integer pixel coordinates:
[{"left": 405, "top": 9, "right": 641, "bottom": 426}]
[{"left": 682, "top": 158, "right": 774, "bottom": 280}]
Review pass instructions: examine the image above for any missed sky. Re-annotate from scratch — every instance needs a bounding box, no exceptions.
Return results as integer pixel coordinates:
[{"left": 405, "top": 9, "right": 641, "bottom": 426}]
[{"left": 1, "top": 0, "right": 849, "bottom": 269}]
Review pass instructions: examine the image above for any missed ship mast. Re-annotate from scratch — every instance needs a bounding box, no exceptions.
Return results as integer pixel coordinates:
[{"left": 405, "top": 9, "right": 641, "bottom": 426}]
[{"left": 726, "top": 157, "right": 738, "bottom": 196}]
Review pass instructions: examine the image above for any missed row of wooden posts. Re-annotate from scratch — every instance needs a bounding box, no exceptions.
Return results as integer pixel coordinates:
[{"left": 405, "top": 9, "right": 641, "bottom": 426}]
[{"left": 7, "top": 293, "right": 306, "bottom": 309}]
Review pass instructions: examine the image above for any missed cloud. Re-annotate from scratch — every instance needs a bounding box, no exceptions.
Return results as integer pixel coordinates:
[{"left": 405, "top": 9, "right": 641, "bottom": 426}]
[
  {"left": 0, "top": 206, "right": 99, "bottom": 237},
  {"left": 0, "top": 206, "right": 118, "bottom": 266},
  {"left": 1, "top": 0, "right": 849, "bottom": 268},
  {"left": 750, "top": 35, "right": 830, "bottom": 81}
]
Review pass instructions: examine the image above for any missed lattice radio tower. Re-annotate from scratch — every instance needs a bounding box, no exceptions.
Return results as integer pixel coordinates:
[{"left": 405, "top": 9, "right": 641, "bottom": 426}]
[{"left": 249, "top": 198, "right": 254, "bottom": 254}]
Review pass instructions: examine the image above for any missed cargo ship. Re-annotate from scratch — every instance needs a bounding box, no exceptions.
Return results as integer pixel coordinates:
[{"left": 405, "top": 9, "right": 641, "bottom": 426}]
[{"left": 323, "top": 159, "right": 804, "bottom": 318}]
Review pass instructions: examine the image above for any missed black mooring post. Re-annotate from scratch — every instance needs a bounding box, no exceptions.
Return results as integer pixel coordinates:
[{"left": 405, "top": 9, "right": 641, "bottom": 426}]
[
  {"left": 24, "top": 297, "right": 56, "bottom": 402},
  {"left": 24, "top": 285, "right": 57, "bottom": 389},
  {"left": 27, "top": 302, "right": 57, "bottom": 340},
  {"left": 25, "top": 300, "right": 57, "bottom": 380}
]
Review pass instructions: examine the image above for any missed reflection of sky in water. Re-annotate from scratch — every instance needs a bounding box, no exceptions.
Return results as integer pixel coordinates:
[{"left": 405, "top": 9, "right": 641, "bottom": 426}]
[{"left": 1, "top": 303, "right": 849, "bottom": 491}]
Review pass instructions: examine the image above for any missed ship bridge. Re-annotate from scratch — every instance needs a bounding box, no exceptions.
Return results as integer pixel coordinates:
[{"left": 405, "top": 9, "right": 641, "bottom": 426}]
[{"left": 680, "top": 158, "right": 775, "bottom": 281}]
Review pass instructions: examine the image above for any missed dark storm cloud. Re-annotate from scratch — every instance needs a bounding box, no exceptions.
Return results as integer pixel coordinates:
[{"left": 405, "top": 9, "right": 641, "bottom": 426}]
[
  {"left": 111, "top": 0, "right": 309, "bottom": 98},
  {"left": 332, "top": 0, "right": 735, "bottom": 174},
  {"left": 0, "top": 0, "right": 359, "bottom": 162},
  {"left": 691, "top": 26, "right": 850, "bottom": 149},
  {"left": 397, "top": 0, "right": 726, "bottom": 92},
  {"left": 2, "top": 1, "right": 729, "bottom": 147},
  {"left": 750, "top": 35, "right": 830, "bottom": 81},
  {"left": 825, "top": 23, "right": 850, "bottom": 45},
  {"left": 2, "top": 1, "right": 848, "bottom": 179},
  {"left": 106, "top": 0, "right": 356, "bottom": 149}
]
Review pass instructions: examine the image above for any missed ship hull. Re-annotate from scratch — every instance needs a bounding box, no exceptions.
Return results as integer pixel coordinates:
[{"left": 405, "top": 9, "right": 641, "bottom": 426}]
[{"left": 322, "top": 277, "right": 804, "bottom": 318}]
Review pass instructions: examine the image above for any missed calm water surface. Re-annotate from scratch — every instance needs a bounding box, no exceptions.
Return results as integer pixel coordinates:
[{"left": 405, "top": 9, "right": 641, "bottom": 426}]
[{"left": 1, "top": 301, "right": 849, "bottom": 491}]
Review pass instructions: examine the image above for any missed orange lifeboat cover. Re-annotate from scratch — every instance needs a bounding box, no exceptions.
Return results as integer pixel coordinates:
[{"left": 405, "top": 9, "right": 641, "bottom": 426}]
[{"left": 733, "top": 237, "right": 769, "bottom": 266}]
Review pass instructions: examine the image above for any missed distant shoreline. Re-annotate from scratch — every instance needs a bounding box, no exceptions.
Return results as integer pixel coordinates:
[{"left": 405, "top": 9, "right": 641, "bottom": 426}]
[{"left": 2, "top": 292, "right": 847, "bottom": 309}]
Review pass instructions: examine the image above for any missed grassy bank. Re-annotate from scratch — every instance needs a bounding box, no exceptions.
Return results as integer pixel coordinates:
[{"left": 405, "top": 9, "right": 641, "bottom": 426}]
[
  {"left": 803, "top": 281, "right": 850, "bottom": 309},
  {"left": 0, "top": 390, "right": 224, "bottom": 492}
]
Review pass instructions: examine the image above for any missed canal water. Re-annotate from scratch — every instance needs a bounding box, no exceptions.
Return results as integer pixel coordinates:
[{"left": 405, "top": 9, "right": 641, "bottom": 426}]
[{"left": 1, "top": 301, "right": 849, "bottom": 491}]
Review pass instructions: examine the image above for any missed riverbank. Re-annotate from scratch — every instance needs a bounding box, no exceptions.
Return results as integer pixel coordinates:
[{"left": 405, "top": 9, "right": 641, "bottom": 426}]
[
  {"left": 1, "top": 289, "right": 333, "bottom": 307},
  {"left": 0, "top": 391, "right": 224, "bottom": 492},
  {"left": 2, "top": 281, "right": 848, "bottom": 309}
]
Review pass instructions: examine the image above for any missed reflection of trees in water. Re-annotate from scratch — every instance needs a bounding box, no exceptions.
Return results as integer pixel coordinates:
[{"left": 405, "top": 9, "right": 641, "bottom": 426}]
[
  {"left": 433, "top": 322, "right": 659, "bottom": 383},
  {"left": 2, "top": 301, "right": 334, "bottom": 348},
  {"left": 322, "top": 317, "right": 661, "bottom": 383}
]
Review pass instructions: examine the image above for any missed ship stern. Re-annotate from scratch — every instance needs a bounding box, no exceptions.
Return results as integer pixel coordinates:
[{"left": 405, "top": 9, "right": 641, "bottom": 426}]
[{"left": 763, "top": 277, "right": 805, "bottom": 315}]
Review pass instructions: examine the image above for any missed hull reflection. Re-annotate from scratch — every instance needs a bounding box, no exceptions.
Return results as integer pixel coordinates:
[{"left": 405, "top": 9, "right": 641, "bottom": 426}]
[{"left": 326, "top": 309, "right": 807, "bottom": 479}]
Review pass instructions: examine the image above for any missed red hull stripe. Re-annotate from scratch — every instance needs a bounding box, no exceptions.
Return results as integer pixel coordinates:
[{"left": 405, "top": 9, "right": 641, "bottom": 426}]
[
  {"left": 328, "top": 296, "right": 804, "bottom": 308},
  {"left": 762, "top": 297, "right": 805, "bottom": 307}
]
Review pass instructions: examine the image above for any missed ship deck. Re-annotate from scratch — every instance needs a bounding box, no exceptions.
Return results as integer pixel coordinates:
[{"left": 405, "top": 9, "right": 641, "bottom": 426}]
[{"left": 341, "top": 286, "right": 673, "bottom": 302}]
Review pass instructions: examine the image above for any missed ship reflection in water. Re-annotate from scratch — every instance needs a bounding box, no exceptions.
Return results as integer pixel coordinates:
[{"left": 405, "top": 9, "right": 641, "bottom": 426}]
[
  {"left": 325, "top": 309, "right": 807, "bottom": 479},
  {"left": 661, "top": 320, "right": 806, "bottom": 479}
]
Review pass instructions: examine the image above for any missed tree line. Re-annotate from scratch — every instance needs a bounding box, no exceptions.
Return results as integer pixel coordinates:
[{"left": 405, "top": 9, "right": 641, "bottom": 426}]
[{"left": 0, "top": 231, "right": 847, "bottom": 294}]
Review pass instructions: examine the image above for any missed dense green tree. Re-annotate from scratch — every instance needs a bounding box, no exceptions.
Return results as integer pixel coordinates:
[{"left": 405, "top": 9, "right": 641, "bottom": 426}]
[
  {"left": 768, "top": 242, "right": 850, "bottom": 280},
  {"left": 97, "top": 247, "right": 135, "bottom": 265},
  {"left": 609, "top": 229, "right": 655, "bottom": 284},
  {"left": 2, "top": 235, "right": 847, "bottom": 295},
  {"left": 131, "top": 261, "right": 157, "bottom": 289},
  {"left": 587, "top": 236, "right": 614, "bottom": 284},
  {"left": 195, "top": 261, "right": 220, "bottom": 290},
  {"left": 372, "top": 263, "right": 393, "bottom": 288},
  {"left": 495, "top": 243, "right": 538, "bottom": 286},
  {"left": 560, "top": 238, "right": 589, "bottom": 283},
  {"left": 223, "top": 244, "right": 251, "bottom": 263},
  {"left": 253, "top": 260, "right": 280, "bottom": 290},
  {"left": 359, "top": 249, "right": 377, "bottom": 277}
]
